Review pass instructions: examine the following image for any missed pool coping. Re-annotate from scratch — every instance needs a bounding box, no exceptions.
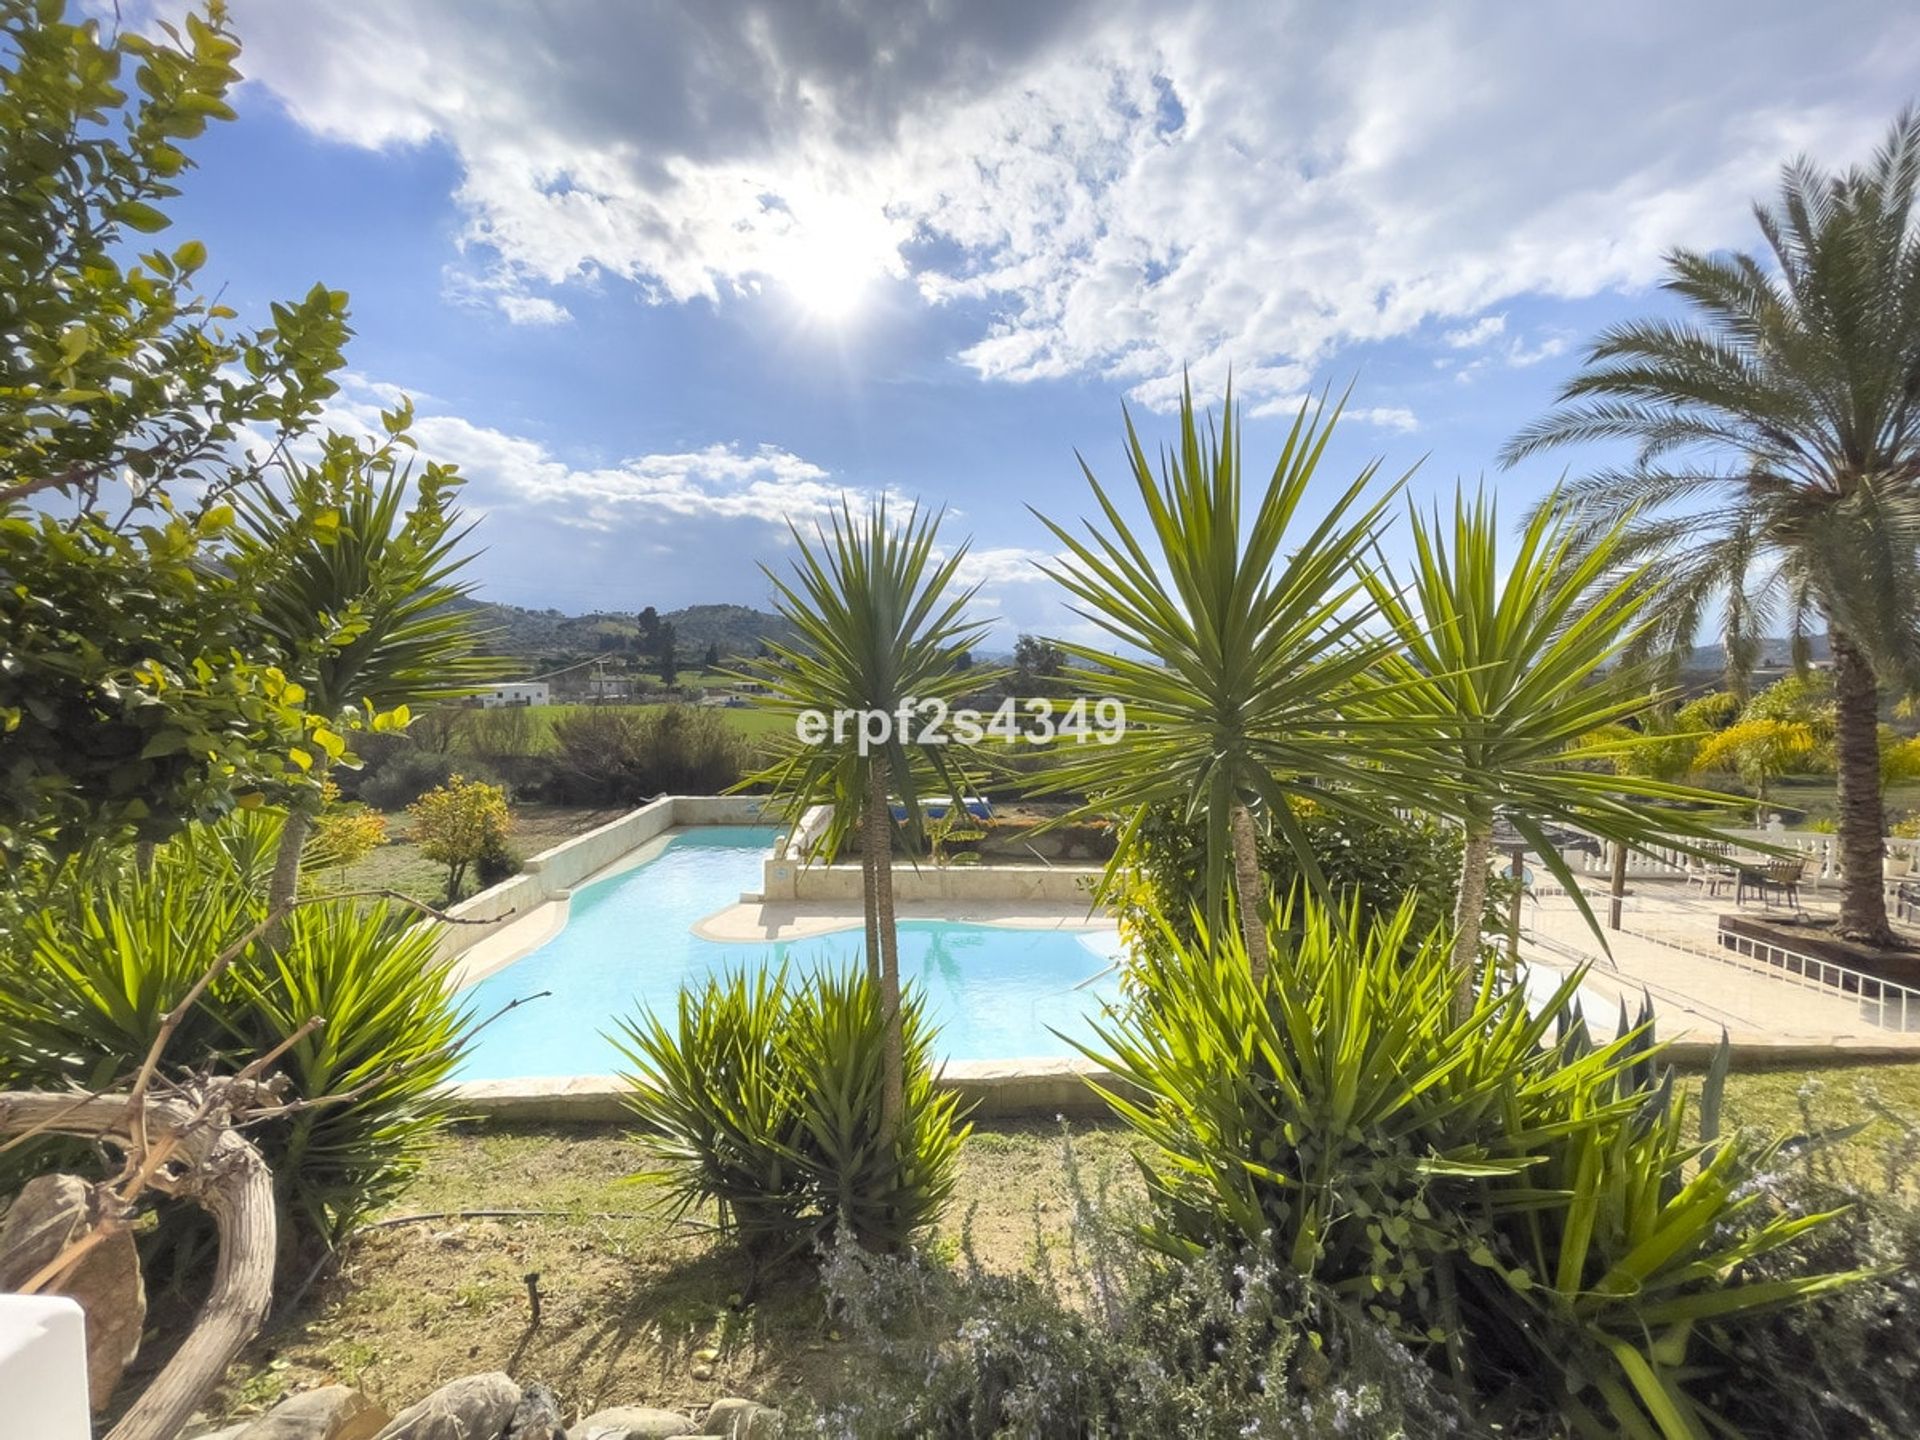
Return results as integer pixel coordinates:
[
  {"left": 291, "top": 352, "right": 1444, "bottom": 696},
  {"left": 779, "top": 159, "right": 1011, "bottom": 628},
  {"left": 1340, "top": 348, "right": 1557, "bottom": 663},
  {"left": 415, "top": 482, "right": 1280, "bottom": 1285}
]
[{"left": 451, "top": 1055, "right": 1125, "bottom": 1122}]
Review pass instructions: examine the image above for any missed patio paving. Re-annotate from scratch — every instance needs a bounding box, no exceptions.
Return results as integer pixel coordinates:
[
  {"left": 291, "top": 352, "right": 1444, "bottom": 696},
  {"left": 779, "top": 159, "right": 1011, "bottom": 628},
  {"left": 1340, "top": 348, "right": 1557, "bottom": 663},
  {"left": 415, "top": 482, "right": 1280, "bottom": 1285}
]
[{"left": 1519, "top": 879, "right": 1920, "bottom": 1058}]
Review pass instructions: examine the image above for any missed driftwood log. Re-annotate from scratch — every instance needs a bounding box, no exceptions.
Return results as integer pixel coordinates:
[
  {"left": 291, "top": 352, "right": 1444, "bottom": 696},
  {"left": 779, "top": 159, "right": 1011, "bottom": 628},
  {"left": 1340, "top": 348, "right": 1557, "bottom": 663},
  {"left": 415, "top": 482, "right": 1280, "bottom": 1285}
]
[{"left": 0, "top": 1088, "right": 276, "bottom": 1440}]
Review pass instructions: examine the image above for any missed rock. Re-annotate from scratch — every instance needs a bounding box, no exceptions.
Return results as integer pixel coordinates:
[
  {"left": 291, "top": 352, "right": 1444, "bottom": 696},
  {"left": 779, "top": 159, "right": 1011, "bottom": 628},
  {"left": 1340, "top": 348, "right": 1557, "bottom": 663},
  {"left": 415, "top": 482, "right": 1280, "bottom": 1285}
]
[
  {"left": 374, "top": 1373, "right": 521, "bottom": 1440},
  {"left": 504, "top": 1382, "right": 566, "bottom": 1440},
  {"left": 699, "top": 1399, "right": 784, "bottom": 1439},
  {"left": 688, "top": 1362, "right": 715, "bottom": 1382},
  {"left": 237, "top": 1386, "right": 390, "bottom": 1440},
  {"left": 0, "top": 1172, "right": 146, "bottom": 1408},
  {"left": 574, "top": 1407, "right": 696, "bottom": 1439}
]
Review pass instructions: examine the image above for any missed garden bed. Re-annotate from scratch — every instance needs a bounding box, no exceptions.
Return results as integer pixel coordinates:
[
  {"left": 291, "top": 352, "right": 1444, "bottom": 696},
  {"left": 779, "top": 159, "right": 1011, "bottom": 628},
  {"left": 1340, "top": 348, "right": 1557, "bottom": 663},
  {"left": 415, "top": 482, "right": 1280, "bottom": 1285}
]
[{"left": 199, "top": 1065, "right": 1920, "bottom": 1429}]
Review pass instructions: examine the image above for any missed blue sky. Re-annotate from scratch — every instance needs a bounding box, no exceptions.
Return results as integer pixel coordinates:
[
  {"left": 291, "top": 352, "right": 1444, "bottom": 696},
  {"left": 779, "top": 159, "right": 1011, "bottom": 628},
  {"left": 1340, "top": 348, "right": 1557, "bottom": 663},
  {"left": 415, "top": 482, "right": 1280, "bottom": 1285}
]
[{"left": 135, "top": 0, "right": 1920, "bottom": 641}]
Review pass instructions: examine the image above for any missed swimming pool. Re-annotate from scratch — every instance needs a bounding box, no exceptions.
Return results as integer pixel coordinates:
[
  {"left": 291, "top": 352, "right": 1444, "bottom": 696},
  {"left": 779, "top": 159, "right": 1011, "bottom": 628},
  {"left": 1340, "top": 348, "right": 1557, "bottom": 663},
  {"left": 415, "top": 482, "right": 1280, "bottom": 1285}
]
[{"left": 454, "top": 825, "right": 1125, "bottom": 1081}]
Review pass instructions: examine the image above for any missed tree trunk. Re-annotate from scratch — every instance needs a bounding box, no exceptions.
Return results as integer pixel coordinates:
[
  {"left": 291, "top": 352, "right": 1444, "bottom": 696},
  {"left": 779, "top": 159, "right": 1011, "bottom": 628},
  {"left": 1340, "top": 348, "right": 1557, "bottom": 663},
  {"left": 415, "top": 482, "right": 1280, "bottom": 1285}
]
[
  {"left": 866, "top": 758, "right": 904, "bottom": 1150},
  {"left": 1228, "top": 803, "right": 1272, "bottom": 984},
  {"left": 267, "top": 808, "right": 309, "bottom": 917},
  {"left": 0, "top": 1092, "right": 276, "bottom": 1440},
  {"left": 1831, "top": 630, "right": 1893, "bottom": 944},
  {"left": 860, "top": 778, "right": 883, "bottom": 987},
  {"left": 1451, "top": 823, "right": 1494, "bottom": 1023}
]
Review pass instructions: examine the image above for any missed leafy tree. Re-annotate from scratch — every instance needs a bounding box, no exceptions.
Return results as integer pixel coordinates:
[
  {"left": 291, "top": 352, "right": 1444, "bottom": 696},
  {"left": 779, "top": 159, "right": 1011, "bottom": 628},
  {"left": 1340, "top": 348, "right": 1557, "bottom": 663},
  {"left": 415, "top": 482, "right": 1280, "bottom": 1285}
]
[
  {"left": 1032, "top": 382, "right": 1408, "bottom": 980},
  {"left": 1009, "top": 634, "right": 1066, "bottom": 695},
  {"left": 236, "top": 424, "right": 496, "bottom": 910},
  {"left": 0, "top": 1, "right": 360, "bottom": 857},
  {"left": 656, "top": 620, "right": 679, "bottom": 685},
  {"left": 407, "top": 773, "right": 511, "bottom": 903},
  {"left": 1693, "top": 718, "right": 1821, "bottom": 823},
  {"left": 1503, "top": 111, "right": 1920, "bottom": 943},
  {"left": 739, "top": 502, "right": 995, "bottom": 1145},
  {"left": 702, "top": 641, "right": 721, "bottom": 669},
  {"left": 1366, "top": 490, "right": 1737, "bottom": 1010}
]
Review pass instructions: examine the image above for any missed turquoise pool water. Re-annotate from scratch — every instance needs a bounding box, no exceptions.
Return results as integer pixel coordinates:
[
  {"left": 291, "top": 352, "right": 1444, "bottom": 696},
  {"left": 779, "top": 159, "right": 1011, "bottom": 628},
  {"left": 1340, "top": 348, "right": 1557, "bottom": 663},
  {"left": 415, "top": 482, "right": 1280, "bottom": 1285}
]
[{"left": 454, "top": 825, "right": 1125, "bottom": 1081}]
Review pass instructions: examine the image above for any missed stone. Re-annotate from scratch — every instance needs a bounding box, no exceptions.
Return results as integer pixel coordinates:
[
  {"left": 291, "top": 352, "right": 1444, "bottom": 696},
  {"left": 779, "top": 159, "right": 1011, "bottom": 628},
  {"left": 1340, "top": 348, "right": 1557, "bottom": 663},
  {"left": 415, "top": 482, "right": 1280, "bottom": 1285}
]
[
  {"left": 699, "top": 1399, "right": 784, "bottom": 1439},
  {"left": 504, "top": 1382, "right": 566, "bottom": 1440},
  {"left": 373, "top": 1373, "right": 521, "bottom": 1440},
  {"left": 574, "top": 1407, "right": 696, "bottom": 1439},
  {"left": 237, "top": 1386, "right": 390, "bottom": 1440},
  {"left": 0, "top": 1172, "right": 146, "bottom": 1408}
]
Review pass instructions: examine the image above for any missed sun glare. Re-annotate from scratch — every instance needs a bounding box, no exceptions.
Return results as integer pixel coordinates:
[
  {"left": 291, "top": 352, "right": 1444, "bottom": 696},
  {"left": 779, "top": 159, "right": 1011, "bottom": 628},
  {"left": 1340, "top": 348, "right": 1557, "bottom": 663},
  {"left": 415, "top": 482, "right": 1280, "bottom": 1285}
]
[{"left": 769, "top": 206, "right": 888, "bottom": 323}]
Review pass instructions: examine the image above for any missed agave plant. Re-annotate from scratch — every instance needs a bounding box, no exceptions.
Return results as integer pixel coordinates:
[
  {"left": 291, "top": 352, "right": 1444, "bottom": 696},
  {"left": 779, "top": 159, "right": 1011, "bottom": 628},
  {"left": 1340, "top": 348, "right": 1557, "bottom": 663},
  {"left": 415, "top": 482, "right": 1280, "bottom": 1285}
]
[
  {"left": 736, "top": 500, "right": 996, "bottom": 1142},
  {"left": 1081, "top": 891, "right": 1866, "bottom": 1438},
  {"left": 1033, "top": 381, "right": 1418, "bottom": 979}
]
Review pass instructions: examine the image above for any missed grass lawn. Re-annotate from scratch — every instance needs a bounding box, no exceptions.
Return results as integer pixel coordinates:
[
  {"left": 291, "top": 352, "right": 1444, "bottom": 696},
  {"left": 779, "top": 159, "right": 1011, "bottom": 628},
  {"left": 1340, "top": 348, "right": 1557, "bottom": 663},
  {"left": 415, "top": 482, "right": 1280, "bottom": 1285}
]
[
  {"left": 217, "top": 1119, "right": 1147, "bottom": 1425},
  {"left": 1748, "top": 774, "right": 1920, "bottom": 829},
  {"left": 213, "top": 1062, "right": 1920, "bottom": 1427},
  {"left": 523, "top": 702, "right": 796, "bottom": 747}
]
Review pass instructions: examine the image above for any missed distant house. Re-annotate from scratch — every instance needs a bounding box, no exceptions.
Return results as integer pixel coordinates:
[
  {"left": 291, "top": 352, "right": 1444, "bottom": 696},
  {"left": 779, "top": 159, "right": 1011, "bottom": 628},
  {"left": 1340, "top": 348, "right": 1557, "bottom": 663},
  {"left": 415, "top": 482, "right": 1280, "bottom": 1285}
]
[{"left": 479, "top": 681, "right": 550, "bottom": 708}]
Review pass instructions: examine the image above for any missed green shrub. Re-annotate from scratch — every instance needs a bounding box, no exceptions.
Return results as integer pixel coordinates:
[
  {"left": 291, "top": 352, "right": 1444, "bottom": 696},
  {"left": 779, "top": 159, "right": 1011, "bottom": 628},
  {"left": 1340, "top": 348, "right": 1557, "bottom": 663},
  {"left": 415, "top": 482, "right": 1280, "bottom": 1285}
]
[
  {"left": 356, "top": 745, "right": 472, "bottom": 809},
  {"left": 1083, "top": 894, "right": 1865, "bottom": 1436},
  {"left": 807, "top": 1132, "right": 1478, "bottom": 1438},
  {"left": 0, "top": 816, "right": 473, "bottom": 1264},
  {"left": 614, "top": 963, "right": 969, "bottom": 1261},
  {"left": 549, "top": 704, "right": 750, "bottom": 804},
  {"left": 1112, "top": 799, "right": 1466, "bottom": 961}
]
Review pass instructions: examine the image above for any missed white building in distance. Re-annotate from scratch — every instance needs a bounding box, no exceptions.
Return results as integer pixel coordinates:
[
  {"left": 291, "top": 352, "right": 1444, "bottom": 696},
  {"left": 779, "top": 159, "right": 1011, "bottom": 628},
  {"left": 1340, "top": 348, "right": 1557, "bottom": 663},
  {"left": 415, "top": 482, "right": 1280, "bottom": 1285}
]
[{"left": 478, "top": 681, "right": 550, "bottom": 708}]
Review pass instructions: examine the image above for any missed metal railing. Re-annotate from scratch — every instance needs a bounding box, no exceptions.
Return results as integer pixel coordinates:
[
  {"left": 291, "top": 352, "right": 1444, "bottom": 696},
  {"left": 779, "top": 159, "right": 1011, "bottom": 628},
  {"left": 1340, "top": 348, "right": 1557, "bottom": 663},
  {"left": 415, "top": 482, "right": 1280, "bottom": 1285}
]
[
  {"left": 1618, "top": 920, "right": 1920, "bottom": 1033},
  {"left": 1571, "top": 830, "right": 1920, "bottom": 885}
]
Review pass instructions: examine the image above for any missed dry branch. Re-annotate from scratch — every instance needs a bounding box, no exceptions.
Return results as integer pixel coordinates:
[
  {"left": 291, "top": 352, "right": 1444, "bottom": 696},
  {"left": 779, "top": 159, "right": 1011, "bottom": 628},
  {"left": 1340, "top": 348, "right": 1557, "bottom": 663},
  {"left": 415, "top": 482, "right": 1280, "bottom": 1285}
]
[{"left": 0, "top": 1087, "right": 276, "bottom": 1440}]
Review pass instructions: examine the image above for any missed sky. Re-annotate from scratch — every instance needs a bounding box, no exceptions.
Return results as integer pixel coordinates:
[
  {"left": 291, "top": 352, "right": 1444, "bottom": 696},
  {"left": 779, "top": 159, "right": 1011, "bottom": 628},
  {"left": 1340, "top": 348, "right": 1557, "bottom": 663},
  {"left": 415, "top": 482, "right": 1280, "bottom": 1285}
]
[{"left": 119, "top": 0, "right": 1920, "bottom": 642}]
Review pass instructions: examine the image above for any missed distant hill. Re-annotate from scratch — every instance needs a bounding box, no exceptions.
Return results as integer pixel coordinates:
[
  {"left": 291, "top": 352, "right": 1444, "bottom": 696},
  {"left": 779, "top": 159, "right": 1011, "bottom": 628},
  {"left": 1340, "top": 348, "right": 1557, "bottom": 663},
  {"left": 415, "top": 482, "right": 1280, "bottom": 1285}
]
[
  {"left": 1686, "top": 634, "right": 1831, "bottom": 674},
  {"left": 470, "top": 600, "right": 794, "bottom": 661}
]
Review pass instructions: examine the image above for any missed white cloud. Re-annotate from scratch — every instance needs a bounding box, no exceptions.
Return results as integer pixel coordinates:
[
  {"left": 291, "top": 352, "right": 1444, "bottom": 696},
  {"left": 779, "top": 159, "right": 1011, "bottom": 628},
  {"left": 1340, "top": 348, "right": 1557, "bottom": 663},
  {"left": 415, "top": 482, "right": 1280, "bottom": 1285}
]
[
  {"left": 204, "top": 0, "right": 1919, "bottom": 411},
  {"left": 1444, "top": 315, "right": 1506, "bottom": 349}
]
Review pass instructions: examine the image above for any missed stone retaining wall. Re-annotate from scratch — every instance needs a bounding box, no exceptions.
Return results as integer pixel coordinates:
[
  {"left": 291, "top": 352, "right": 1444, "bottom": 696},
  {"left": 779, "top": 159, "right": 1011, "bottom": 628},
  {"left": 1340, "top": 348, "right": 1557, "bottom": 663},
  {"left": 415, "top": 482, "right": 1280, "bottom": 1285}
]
[{"left": 760, "top": 855, "right": 1104, "bottom": 905}]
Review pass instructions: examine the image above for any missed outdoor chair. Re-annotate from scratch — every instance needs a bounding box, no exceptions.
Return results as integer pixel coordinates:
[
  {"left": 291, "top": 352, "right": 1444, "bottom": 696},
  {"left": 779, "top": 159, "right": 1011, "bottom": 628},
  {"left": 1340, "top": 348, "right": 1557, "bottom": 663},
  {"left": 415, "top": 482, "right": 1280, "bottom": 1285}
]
[
  {"left": 1683, "top": 854, "right": 1729, "bottom": 898},
  {"left": 1740, "top": 857, "right": 1804, "bottom": 910}
]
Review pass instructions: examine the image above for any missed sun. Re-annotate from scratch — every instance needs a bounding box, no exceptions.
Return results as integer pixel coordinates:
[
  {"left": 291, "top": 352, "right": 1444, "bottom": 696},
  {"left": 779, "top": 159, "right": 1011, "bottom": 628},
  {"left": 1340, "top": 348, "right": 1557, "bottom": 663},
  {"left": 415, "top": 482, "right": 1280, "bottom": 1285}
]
[{"left": 767, "top": 204, "right": 889, "bottom": 323}]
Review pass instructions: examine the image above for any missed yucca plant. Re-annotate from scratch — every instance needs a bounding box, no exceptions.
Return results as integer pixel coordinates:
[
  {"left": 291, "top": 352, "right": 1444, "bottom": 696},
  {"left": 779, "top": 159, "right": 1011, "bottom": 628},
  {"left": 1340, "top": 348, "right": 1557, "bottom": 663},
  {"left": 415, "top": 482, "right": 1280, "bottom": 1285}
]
[
  {"left": 236, "top": 428, "right": 498, "bottom": 912},
  {"left": 1080, "top": 892, "right": 1865, "bottom": 1437},
  {"left": 1033, "top": 381, "right": 1420, "bottom": 979},
  {"left": 614, "top": 963, "right": 970, "bottom": 1262},
  {"left": 1364, "top": 489, "right": 1742, "bottom": 1012},
  {"left": 229, "top": 898, "right": 472, "bottom": 1248},
  {"left": 0, "top": 813, "right": 476, "bottom": 1265},
  {"left": 735, "top": 500, "right": 997, "bottom": 1143}
]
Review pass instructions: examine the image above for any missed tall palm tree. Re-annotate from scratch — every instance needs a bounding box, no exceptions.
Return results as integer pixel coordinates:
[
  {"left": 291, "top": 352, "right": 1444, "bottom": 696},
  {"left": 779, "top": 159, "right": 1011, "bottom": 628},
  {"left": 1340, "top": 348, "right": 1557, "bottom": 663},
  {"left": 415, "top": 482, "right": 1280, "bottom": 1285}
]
[
  {"left": 1364, "top": 490, "right": 1739, "bottom": 1016},
  {"left": 1501, "top": 110, "right": 1920, "bottom": 944},
  {"left": 739, "top": 500, "right": 993, "bottom": 1141},
  {"left": 1033, "top": 382, "right": 1414, "bottom": 980},
  {"left": 240, "top": 438, "right": 496, "bottom": 914}
]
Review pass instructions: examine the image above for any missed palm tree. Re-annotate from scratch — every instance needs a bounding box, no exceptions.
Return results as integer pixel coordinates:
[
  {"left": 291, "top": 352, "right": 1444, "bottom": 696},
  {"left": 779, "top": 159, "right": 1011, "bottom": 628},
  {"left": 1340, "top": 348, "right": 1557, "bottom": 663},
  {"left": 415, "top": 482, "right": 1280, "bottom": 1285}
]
[
  {"left": 240, "top": 436, "right": 495, "bottom": 914},
  {"left": 738, "top": 500, "right": 993, "bottom": 1141},
  {"left": 1501, "top": 111, "right": 1920, "bottom": 944},
  {"left": 1033, "top": 382, "right": 1414, "bottom": 980},
  {"left": 1364, "top": 490, "right": 1739, "bottom": 1015}
]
